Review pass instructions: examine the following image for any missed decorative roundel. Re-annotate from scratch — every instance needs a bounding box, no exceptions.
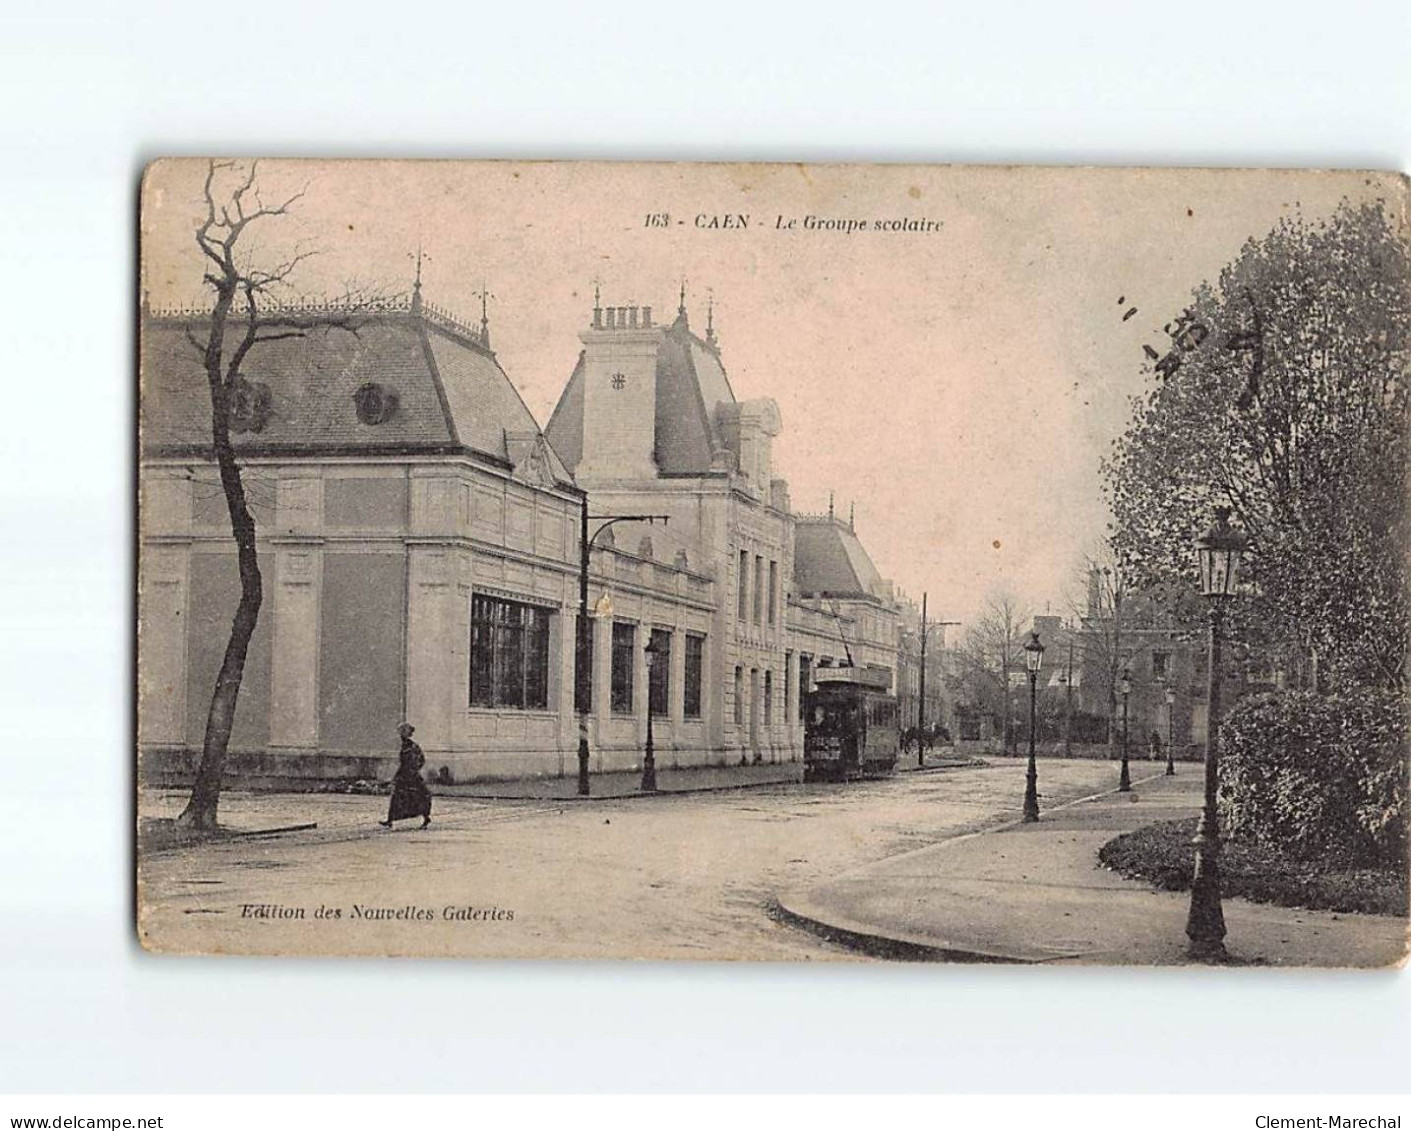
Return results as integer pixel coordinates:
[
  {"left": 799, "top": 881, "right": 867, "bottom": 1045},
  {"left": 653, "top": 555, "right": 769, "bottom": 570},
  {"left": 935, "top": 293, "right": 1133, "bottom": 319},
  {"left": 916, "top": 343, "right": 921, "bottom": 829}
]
[
  {"left": 229, "top": 377, "right": 273, "bottom": 434},
  {"left": 353, "top": 382, "right": 400, "bottom": 425},
  {"left": 610, "top": 372, "right": 627, "bottom": 390}
]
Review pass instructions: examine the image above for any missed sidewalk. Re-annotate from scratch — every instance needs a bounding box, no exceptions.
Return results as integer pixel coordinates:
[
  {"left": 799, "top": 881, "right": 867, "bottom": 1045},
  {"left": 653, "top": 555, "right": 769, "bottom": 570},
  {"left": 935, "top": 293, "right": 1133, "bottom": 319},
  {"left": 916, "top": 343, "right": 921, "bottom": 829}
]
[
  {"left": 436, "top": 751, "right": 980, "bottom": 799},
  {"left": 441, "top": 760, "right": 804, "bottom": 799},
  {"left": 776, "top": 770, "right": 1408, "bottom": 967}
]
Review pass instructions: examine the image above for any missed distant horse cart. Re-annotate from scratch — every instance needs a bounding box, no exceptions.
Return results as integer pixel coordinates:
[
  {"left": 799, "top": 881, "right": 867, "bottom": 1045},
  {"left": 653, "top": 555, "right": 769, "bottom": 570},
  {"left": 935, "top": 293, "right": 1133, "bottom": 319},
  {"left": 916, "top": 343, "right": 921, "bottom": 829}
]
[{"left": 802, "top": 666, "right": 900, "bottom": 783}]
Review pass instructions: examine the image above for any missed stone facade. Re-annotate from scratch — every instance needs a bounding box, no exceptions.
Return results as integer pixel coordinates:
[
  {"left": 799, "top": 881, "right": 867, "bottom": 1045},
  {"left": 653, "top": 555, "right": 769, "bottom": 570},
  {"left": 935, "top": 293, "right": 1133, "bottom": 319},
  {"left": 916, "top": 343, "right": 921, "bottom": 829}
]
[{"left": 139, "top": 290, "right": 903, "bottom": 784}]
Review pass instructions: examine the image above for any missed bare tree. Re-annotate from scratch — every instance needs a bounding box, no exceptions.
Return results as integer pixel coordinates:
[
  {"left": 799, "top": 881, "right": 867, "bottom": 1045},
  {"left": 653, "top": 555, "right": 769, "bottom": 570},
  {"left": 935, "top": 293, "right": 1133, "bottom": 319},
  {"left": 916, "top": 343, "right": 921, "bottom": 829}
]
[
  {"left": 1066, "top": 543, "right": 1193, "bottom": 757},
  {"left": 958, "top": 591, "right": 1032, "bottom": 753},
  {"left": 172, "top": 160, "right": 358, "bottom": 830}
]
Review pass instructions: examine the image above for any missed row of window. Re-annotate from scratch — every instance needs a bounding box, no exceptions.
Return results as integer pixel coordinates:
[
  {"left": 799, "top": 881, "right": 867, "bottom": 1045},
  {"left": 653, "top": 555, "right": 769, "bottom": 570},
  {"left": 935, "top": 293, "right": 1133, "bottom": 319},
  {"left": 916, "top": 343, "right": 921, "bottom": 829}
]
[
  {"left": 469, "top": 593, "right": 850, "bottom": 724},
  {"left": 736, "top": 549, "right": 780, "bottom": 626},
  {"left": 471, "top": 592, "right": 707, "bottom": 717},
  {"left": 732, "top": 666, "right": 776, "bottom": 727}
]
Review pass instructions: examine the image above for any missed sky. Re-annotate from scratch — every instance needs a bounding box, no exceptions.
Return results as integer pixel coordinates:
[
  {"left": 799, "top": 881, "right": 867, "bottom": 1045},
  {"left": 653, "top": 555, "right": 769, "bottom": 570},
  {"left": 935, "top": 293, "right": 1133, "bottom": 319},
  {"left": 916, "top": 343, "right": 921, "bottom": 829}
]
[{"left": 140, "top": 160, "right": 1393, "bottom": 626}]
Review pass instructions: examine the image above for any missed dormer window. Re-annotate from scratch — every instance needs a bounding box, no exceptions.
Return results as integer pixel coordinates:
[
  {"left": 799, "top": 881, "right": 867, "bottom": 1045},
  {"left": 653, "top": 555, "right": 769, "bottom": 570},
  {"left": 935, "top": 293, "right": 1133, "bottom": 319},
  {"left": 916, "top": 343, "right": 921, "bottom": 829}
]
[{"left": 353, "top": 382, "right": 399, "bottom": 425}]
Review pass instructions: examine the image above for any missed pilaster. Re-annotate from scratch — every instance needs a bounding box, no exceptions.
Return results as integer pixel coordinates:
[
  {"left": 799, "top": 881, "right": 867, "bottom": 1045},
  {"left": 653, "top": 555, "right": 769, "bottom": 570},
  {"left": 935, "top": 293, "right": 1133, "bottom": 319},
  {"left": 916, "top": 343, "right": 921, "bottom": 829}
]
[
  {"left": 267, "top": 541, "right": 322, "bottom": 749},
  {"left": 404, "top": 543, "right": 458, "bottom": 752}
]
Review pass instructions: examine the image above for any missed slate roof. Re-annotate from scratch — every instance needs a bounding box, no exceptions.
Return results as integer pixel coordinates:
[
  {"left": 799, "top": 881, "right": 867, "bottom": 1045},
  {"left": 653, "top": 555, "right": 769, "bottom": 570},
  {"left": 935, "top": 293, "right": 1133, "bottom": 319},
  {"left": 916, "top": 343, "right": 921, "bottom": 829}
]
[
  {"left": 140, "top": 300, "right": 572, "bottom": 486},
  {"left": 545, "top": 309, "right": 736, "bottom": 476},
  {"left": 794, "top": 517, "right": 889, "bottom": 601}
]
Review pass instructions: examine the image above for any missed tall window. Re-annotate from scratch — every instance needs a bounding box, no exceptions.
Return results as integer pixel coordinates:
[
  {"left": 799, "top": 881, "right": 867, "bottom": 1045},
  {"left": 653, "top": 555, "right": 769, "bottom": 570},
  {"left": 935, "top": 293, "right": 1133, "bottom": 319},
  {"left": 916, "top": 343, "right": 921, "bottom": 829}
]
[
  {"left": 733, "top": 665, "right": 745, "bottom": 725},
  {"left": 470, "top": 594, "right": 551, "bottom": 710},
  {"left": 648, "top": 628, "right": 671, "bottom": 716},
  {"left": 737, "top": 550, "right": 749, "bottom": 619},
  {"left": 768, "top": 560, "right": 778, "bottom": 624},
  {"left": 753, "top": 555, "right": 764, "bottom": 623},
  {"left": 797, "top": 654, "right": 811, "bottom": 721},
  {"left": 1152, "top": 651, "right": 1169, "bottom": 680},
  {"left": 684, "top": 635, "right": 704, "bottom": 719},
  {"left": 763, "top": 670, "right": 773, "bottom": 726},
  {"left": 611, "top": 622, "right": 636, "bottom": 714},
  {"left": 784, "top": 651, "right": 793, "bottom": 720}
]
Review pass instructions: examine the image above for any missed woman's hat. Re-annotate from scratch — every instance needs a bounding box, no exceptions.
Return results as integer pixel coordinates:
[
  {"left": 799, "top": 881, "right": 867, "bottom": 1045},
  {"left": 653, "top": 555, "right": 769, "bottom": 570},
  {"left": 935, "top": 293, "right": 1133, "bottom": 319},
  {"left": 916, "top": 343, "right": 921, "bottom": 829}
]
[{"left": 398, "top": 722, "right": 415, "bottom": 736}]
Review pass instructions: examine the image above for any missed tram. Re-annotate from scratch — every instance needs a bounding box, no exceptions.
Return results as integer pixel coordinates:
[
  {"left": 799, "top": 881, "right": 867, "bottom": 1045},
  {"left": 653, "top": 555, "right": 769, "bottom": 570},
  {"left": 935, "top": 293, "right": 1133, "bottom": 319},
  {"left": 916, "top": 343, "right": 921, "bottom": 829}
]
[{"left": 802, "top": 665, "right": 901, "bottom": 783}]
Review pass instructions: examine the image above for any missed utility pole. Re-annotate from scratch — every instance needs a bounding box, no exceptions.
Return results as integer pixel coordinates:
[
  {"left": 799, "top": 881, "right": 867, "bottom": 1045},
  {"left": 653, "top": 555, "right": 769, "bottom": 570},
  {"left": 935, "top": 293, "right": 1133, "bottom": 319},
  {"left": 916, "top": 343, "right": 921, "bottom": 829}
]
[
  {"left": 1063, "top": 637, "right": 1074, "bottom": 757},
  {"left": 917, "top": 592, "right": 927, "bottom": 767}
]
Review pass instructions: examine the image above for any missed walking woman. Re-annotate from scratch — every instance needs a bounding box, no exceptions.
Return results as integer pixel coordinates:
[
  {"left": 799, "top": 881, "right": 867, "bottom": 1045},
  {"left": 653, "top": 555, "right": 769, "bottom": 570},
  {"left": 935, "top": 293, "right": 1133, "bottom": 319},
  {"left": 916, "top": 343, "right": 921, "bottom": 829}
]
[{"left": 380, "top": 723, "right": 432, "bottom": 829}]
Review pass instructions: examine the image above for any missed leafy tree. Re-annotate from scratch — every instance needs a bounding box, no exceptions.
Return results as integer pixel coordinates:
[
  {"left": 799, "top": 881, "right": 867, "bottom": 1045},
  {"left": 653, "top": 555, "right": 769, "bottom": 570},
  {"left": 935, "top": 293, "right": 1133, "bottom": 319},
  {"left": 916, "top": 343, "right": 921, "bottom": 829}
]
[{"left": 1104, "top": 200, "right": 1409, "bottom": 692}]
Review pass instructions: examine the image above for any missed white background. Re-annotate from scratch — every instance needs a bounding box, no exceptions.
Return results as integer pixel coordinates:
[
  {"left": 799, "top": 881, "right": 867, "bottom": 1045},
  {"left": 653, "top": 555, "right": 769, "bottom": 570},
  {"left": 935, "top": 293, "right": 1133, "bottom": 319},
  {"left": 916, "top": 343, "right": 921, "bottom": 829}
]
[{"left": 0, "top": 0, "right": 1407, "bottom": 1095}]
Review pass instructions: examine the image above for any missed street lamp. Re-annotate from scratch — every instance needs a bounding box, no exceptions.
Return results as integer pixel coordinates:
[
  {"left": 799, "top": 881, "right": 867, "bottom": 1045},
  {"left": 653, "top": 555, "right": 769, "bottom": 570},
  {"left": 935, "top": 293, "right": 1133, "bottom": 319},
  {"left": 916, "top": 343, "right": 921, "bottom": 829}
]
[
  {"left": 1165, "top": 686, "right": 1177, "bottom": 776},
  {"left": 1187, "top": 505, "right": 1248, "bottom": 961},
  {"left": 1022, "top": 631, "right": 1045, "bottom": 822},
  {"left": 576, "top": 498, "right": 669, "bottom": 796},
  {"left": 641, "top": 633, "right": 663, "bottom": 792},
  {"left": 1118, "top": 668, "right": 1132, "bottom": 792}
]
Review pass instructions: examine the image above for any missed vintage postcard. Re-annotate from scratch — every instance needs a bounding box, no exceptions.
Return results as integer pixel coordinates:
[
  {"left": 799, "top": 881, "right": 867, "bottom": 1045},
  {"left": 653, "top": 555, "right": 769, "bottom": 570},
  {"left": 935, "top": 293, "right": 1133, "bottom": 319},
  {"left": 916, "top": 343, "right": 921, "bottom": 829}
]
[{"left": 137, "top": 160, "right": 1409, "bottom": 964}]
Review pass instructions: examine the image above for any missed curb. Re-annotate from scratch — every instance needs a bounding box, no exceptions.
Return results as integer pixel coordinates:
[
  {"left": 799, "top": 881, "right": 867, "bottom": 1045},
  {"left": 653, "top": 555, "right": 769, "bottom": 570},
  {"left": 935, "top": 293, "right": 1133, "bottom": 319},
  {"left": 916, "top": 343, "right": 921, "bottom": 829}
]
[
  {"left": 769, "top": 898, "right": 1025, "bottom": 964},
  {"left": 445, "top": 772, "right": 805, "bottom": 803},
  {"left": 773, "top": 768, "right": 1173, "bottom": 961},
  {"left": 441, "top": 756, "right": 987, "bottom": 802}
]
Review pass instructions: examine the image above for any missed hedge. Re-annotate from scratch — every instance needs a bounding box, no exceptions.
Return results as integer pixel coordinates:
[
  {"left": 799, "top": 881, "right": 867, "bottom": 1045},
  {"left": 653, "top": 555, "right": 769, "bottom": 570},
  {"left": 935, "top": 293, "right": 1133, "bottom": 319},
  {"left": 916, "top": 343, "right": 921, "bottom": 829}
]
[{"left": 1218, "top": 687, "right": 1406, "bottom": 866}]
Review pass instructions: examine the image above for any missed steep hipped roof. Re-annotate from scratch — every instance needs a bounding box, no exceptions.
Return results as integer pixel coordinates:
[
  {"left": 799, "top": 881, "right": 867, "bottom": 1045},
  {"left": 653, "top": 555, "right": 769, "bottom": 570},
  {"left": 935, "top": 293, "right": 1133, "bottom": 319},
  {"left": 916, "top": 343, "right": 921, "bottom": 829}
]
[
  {"left": 141, "top": 298, "right": 572, "bottom": 486},
  {"left": 794, "top": 516, "right": 888, "bottom": 600},
  {"left": 545, "top": 308, "right": 736, "bottom": 476}
]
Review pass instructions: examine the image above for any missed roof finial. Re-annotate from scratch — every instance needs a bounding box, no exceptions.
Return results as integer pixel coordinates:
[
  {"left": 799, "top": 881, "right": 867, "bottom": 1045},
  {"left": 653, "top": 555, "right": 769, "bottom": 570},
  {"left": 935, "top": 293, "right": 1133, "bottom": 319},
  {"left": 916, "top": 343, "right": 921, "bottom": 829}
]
[
  {"left": 474, "top": 281, "right": 494, "bottom": 348},
  {"left": 679, "top": 276, "right": 687, "bottom": 316},
  {"left": 849, "top": 502, "right": 855, "bottom": 531},
  {"left": 705, "top": 288, "right": 717, "bottom": 347},
  {"left": 590, "top": 275, "right": 604, "bottom": 329},
  {"left": 828, "top": 491, "right": 835, "bottom": 521},
  {"left": 410, "top": 245, "right": 425, "bottom": 314}
]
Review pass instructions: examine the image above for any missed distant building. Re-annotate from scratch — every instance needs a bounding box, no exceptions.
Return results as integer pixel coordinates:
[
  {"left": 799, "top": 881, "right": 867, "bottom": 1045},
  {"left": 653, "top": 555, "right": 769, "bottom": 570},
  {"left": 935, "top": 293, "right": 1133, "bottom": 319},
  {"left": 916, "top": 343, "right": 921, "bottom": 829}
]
[{"left": 1068, "top": 570, "right": 1212, "bottom": 755}]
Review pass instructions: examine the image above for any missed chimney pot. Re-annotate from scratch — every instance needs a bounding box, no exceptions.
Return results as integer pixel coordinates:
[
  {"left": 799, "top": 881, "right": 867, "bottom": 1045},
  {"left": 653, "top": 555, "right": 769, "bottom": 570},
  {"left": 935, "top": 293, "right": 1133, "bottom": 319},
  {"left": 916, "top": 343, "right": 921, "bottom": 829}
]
[
  {"left": 629, "top": 306, "right": 639, "bottom": 328},
  {"left": 642, "top": 305, "right": 653, "bottom": 327}
]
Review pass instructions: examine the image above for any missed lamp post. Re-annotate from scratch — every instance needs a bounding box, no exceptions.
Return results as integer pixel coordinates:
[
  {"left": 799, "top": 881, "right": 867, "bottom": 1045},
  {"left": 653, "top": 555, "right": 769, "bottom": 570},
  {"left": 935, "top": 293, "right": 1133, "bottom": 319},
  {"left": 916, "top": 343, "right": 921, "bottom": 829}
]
[
  {"left": 642, "top": 633, "right": 662, "bottom": 792},
  {"left": 1187, "top": 506, "right": 1248, "bottom": 962},
  {"left": 1022, "top": 631, "right": 1045, "bottom": 822},
  {"left": 1165, "top": 686, "right": 1177, "bottom": 776},
  {"left": 576, "top": 498, "right": 669, "bottom": 796},
  {"left": 1118, "top": 668, "right": 1132, "bottom": 792}
]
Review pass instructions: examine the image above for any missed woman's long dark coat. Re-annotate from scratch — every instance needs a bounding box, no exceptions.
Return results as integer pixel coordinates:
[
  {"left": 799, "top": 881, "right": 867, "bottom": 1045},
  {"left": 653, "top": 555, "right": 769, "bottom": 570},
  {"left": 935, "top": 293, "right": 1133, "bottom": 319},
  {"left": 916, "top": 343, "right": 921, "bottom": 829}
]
[{"left": 387, "top": 738, "right": 432, "bottom": 821}]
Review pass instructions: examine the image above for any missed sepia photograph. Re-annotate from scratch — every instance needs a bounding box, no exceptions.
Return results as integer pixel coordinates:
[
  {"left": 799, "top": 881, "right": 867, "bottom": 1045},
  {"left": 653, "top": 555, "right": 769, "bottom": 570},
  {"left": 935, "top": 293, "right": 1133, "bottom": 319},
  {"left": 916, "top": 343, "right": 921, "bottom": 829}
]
[
  {"left": 134, "top": 160, "right": 1409, "bottom": 966},
  {"left": 8, "top": 0, "right": 1411, "bottom": 1115}
]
